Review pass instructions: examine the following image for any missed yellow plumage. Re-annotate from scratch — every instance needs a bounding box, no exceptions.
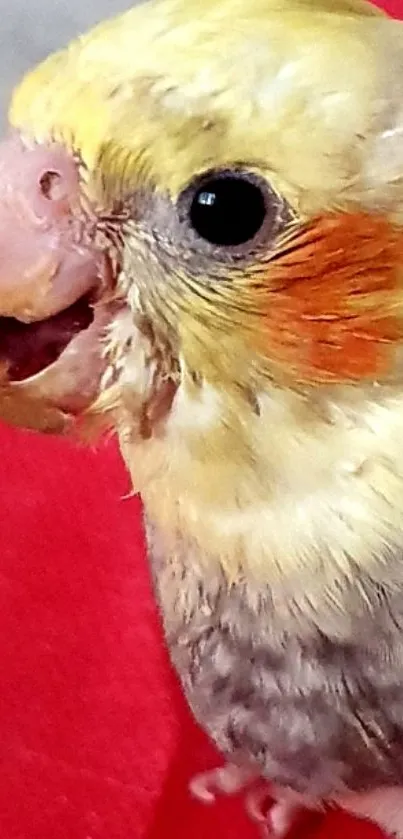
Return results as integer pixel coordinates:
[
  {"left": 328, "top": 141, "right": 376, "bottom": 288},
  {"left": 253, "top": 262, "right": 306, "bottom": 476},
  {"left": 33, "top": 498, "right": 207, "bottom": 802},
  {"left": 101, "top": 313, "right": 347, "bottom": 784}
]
[
  {"left": 7, "top": 0, "right": 403, "bottom": 650},
  {"left": 10, "top": 0, "right": 394, "bottom": 211},
  {"left": 8, "top": 0, "right": 403, "bottom": 631},
  {"left": 6, "top": 1, "right": 403, "bottom": 835}
]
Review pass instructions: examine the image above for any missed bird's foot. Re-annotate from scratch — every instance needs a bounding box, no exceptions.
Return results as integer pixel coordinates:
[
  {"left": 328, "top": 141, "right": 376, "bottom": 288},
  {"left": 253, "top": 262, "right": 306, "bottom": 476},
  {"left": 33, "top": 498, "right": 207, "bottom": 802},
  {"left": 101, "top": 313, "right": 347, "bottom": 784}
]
[
  {"left": 189, "top": 762, "right": 258, "bottom": 804},
  {"left": 190, "top": 764, "right": 301, "bottom": 836},
  {"left": 266, "top": 800, "right": 303, "bottom": 837},
  {"left": 190, "top": 764, "right": 312, "bottom": 837},
  {"left": 246, "top": 786, "right": 302, "bottom": 837}
]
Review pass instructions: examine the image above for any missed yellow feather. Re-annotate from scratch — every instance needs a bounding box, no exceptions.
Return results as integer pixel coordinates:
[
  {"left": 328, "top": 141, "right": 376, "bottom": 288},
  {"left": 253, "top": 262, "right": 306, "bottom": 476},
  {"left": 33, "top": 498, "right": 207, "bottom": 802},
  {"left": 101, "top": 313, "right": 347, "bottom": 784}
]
[
  {"left": 9, "top": 0, "right": 398, "bottom": 213},
  {"left": 7, "top": 0, "right": 403, "bottom": 615}
]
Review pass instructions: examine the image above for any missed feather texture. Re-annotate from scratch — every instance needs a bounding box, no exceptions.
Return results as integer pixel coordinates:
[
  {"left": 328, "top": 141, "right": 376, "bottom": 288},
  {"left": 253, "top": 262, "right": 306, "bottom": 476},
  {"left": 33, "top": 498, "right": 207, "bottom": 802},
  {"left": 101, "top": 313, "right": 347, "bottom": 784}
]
[{"left": 7, "top": 1, "right": 403, "bottom": 835}]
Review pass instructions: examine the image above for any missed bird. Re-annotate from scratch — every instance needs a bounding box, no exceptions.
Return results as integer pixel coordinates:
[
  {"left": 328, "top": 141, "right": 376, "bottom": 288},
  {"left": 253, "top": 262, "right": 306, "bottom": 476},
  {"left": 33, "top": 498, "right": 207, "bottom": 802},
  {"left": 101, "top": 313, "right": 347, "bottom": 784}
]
[{"left": 2, "top": 0, "right": 403, "bottom": 835}]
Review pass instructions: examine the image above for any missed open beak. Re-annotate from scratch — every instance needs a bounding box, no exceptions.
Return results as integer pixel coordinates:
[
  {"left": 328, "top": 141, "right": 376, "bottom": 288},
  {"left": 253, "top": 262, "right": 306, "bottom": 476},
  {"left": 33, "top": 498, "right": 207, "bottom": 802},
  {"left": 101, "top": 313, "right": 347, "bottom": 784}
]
[{"left": 0, "top": 132, "right": 119, "bottom": 433}]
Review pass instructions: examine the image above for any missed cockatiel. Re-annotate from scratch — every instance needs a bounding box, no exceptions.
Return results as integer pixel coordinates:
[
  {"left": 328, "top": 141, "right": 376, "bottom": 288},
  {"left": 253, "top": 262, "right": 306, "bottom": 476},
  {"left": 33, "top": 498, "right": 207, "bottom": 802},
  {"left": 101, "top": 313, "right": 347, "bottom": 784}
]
[{"left": 3, "top": 0, "right": 403, "bottom": 835}]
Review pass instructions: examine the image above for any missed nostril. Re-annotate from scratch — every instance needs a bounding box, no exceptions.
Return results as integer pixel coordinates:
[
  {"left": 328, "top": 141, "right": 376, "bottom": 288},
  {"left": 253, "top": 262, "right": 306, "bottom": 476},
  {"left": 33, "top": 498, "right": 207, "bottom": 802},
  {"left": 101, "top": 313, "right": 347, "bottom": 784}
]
[{"left": 39, "top": 170, "right": 67, "bottom": 202}]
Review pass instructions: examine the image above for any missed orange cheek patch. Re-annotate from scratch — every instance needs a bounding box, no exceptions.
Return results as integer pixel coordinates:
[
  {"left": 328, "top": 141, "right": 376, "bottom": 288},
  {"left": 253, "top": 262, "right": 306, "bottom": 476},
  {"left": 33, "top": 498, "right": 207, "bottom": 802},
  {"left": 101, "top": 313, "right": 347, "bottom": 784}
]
[{"left": 258, "top": 212, "right": 403, "bottom": 383}]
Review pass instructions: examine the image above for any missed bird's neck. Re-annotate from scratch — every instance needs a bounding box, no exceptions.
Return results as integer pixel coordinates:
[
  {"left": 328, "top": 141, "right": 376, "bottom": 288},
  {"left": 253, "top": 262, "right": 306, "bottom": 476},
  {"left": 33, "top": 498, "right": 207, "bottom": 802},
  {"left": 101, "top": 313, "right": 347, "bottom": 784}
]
[{"left": 120, "top": 377, "right": 403, "bottom": 630}]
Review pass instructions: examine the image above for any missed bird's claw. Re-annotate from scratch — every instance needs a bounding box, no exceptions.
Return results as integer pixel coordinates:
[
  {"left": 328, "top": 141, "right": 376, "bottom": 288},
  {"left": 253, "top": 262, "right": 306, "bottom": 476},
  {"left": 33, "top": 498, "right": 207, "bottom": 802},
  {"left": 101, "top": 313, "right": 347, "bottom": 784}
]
[
  {"left": 189, "top": 763, "right": 257, "bottom": 804},
  {"left": 190, "top": 764, "right": 302, "bottom": 837}
]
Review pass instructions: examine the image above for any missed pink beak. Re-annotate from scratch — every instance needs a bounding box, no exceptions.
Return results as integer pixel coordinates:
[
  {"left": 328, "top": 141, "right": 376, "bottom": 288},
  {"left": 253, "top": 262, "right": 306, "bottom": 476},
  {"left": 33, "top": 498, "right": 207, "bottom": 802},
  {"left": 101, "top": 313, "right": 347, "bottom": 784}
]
[
  {"left": 0, "top": 133, "right": 103, "bottom": 321},
  {"left": 0, "top": 132, "right": 118, "bottom": 433}
]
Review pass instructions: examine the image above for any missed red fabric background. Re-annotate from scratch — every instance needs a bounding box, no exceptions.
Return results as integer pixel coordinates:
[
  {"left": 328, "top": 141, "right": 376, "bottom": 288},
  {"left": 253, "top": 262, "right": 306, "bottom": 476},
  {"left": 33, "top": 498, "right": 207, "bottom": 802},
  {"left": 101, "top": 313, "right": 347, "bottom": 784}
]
[
  {"left": 1, "top": 2, "right": 403, "bottom": 836},
  {"left": 373, "top": 0, "right": 403, "bottom": 12}
]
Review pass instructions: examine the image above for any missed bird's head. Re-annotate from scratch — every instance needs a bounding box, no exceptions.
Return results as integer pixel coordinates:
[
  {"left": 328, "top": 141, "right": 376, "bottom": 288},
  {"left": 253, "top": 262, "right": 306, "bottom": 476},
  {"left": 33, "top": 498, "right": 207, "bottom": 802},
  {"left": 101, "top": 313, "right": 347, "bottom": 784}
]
[{"left": 0, "top": 0, "right": 402, "bottom": 441}]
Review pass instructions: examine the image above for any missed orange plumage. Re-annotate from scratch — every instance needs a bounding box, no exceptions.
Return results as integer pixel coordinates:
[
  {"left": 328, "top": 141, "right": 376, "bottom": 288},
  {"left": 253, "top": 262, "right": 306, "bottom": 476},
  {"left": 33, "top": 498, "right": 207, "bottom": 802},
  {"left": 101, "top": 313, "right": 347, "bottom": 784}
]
[{"left": 257, "top": 212, "right": 403, "bottom": 382}]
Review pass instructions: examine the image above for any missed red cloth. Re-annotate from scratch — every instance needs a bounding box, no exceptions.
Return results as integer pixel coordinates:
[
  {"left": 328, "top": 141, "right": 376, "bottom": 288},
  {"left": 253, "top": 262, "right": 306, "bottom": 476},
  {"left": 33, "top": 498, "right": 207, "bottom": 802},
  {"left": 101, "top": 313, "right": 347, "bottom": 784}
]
[
  {"left": 0, "top": 424, "right": 357, "bottom": 839},
  {"left": 373, "top": 0, "right": 403, "bottom": 12},
  {"left": 1, "top": 2, "right": 403, "bottom": 836},
  {"left": 0, "top": 423, "right": 387, "bottom": 839},
  {"left": 0, "top": 432, "right": 387, "bottom": 839}
]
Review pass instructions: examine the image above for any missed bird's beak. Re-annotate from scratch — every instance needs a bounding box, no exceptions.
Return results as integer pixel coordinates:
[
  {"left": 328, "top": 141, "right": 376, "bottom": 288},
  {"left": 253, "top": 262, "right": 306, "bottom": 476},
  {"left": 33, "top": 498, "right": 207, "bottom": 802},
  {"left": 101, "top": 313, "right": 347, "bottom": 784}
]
[{"left": 0, "top": 131, "right": 118, "bottom": 433}]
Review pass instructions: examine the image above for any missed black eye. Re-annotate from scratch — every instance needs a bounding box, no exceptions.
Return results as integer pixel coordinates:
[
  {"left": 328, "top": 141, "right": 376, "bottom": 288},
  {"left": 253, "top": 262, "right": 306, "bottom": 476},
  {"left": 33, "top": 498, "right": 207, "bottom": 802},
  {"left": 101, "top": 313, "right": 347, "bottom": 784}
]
[{"left": 188, "top": 172, "right": 267, "bottom": 247}]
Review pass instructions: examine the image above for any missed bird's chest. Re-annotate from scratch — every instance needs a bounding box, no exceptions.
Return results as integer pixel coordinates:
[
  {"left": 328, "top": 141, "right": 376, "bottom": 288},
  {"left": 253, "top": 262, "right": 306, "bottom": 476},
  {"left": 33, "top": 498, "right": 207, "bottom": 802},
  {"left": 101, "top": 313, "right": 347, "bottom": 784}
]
[
  {"left": 145, "top": 517, "right": 403, "bottom": 799},
  {"left": 118, "top": 381, "right": 403, "bottom": 797}
]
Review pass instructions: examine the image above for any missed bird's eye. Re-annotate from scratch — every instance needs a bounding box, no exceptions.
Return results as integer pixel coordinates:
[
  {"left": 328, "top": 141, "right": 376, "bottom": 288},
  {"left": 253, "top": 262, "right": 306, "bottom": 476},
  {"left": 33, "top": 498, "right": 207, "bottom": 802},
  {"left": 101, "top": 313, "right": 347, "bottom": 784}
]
[{"left": 186, "top": 171, "right": 268, "bottom": 247}]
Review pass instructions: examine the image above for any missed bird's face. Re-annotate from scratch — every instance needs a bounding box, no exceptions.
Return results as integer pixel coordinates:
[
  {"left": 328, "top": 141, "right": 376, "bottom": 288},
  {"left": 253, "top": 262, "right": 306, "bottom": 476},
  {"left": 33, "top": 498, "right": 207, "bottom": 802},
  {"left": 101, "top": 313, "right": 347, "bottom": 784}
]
[{"left": 0, "top": 0, "right": 403, "bottom": 437}]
